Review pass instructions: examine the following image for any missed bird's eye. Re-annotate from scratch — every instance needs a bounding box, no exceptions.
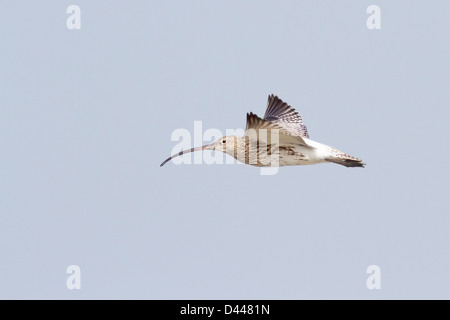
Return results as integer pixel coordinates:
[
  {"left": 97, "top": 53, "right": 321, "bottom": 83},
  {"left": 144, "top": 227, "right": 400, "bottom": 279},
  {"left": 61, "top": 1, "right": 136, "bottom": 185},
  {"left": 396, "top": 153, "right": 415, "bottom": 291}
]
[{"left": 222, "top": 140, "right": 226, "bottom": 143}]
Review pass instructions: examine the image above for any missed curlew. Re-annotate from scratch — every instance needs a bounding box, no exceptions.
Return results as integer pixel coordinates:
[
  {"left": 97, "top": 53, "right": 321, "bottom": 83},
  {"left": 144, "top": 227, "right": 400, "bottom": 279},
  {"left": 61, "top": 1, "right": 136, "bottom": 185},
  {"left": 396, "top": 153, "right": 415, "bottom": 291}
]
[{"left": 161, "top": 95, "right": 365, "bottom": 168}]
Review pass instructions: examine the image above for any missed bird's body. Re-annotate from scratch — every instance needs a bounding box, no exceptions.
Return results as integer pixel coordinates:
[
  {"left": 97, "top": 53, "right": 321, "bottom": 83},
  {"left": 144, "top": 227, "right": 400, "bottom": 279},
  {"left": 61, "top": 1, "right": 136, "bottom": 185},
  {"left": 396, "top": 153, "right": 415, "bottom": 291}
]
[{"left": 161, "top": 95, "right": 365, "bottom": 168}]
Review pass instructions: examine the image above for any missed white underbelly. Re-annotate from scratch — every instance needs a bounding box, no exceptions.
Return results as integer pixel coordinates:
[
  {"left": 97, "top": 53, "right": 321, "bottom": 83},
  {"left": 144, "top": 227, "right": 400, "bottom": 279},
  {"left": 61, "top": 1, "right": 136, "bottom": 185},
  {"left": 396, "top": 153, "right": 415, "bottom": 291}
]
[{"left": 277, "top": 144, "right": 324, "bottom": 166}]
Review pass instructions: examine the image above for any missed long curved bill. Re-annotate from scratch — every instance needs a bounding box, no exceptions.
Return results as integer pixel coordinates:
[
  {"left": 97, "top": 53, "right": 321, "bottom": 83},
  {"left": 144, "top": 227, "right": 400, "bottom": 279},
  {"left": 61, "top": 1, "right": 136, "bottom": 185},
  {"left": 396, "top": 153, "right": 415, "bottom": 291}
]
[{"left": 160, "top": 145, "right": 211, "bottom": 167}]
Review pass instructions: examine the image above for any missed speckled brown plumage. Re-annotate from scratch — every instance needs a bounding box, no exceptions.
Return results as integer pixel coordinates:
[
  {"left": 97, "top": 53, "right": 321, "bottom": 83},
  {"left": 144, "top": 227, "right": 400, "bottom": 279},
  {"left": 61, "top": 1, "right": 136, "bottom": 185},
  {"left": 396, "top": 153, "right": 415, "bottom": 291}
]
[{"left": 161, "top": 95, "right": 365, "bottom": 168}]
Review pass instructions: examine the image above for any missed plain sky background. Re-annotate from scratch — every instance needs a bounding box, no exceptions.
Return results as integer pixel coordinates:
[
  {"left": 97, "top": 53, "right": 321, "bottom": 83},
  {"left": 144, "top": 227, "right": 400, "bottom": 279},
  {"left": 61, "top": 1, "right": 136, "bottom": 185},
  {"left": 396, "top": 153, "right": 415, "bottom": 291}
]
[{"left": 1, "top": 1, "right": 449, "bottom": 299}]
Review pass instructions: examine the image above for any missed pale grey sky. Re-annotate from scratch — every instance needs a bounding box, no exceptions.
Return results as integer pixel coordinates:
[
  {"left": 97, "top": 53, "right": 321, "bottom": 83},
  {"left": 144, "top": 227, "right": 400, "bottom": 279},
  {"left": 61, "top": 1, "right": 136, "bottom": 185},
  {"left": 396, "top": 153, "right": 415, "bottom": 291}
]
[{"left": 1, "top": 1, "right": 449, "bottom": 299}]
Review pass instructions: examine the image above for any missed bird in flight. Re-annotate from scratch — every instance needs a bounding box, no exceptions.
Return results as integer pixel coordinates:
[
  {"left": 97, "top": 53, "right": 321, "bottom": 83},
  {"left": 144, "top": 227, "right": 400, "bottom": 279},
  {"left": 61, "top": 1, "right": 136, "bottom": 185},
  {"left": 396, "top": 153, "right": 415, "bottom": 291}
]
[{"left": 161, "top": 95, "right": 365, "bottom": 168}]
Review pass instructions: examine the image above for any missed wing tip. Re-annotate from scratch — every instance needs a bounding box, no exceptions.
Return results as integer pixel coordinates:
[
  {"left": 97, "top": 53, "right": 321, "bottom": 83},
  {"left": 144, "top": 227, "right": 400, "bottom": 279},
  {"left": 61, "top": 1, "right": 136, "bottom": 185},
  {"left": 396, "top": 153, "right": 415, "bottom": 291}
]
[{"left": 267, "top": 94, "right": 278, "bottom": 104}]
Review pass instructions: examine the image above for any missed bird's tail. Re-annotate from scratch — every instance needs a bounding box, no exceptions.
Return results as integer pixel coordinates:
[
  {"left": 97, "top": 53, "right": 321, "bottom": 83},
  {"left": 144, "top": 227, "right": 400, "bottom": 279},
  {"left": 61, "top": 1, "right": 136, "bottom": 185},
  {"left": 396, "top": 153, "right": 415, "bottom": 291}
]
[{"left": 326, "top": 153, "right": 365, "bottom": 168}]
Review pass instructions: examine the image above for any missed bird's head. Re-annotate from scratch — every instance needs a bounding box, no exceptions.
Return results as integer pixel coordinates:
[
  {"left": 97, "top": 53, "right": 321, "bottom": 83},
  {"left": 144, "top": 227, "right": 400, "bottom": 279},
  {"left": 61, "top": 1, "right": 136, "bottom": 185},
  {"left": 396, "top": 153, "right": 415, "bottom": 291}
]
[{"left": 208, "top": 135, "right": 239, "bottom": 154}]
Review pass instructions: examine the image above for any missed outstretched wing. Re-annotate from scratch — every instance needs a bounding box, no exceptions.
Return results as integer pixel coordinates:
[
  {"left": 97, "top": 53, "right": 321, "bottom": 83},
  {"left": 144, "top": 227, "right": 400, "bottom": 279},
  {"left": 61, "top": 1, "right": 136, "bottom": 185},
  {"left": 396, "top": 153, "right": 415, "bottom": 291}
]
[
  {"left": 263, "top": 94, "right": 309, "bottom": 138},
  {"left": 245, "top": 112, "right": 309, "bottom": 147}
]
